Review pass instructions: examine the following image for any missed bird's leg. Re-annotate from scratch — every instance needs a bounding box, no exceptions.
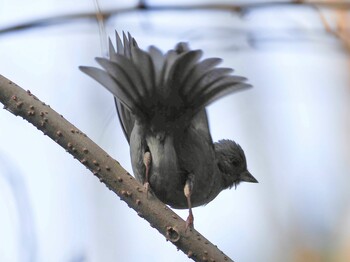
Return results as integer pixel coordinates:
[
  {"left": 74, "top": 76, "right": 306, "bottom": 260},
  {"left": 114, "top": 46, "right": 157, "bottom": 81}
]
[
  {"left": 143, "top": 151, "right": 151, "bottom": 193},
  {"left": 184, "top": 179, "right": 194, "bottom": 230}
]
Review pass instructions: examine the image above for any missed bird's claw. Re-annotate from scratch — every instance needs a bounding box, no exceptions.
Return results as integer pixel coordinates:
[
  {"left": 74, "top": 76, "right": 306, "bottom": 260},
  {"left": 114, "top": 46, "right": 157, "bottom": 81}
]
[
  {"left": 144, "top": 182, "right": 150, "bottom": 197},
  {"left": 185, "top": 213, "right": 194, "bottom": 231},
  {"left": 143, "top": 151, "right": 151, "bottom": 197}
]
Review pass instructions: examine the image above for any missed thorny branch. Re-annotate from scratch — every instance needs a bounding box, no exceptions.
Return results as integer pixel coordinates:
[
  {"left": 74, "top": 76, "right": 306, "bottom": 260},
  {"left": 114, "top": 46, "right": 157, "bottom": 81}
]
[{"left": 0, "top": 74, "right": 234, "bottom": 262}]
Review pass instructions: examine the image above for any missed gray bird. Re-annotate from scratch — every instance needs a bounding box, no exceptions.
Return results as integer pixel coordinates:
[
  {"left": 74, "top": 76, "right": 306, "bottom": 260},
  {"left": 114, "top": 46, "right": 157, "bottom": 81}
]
[{"left": 80, "top": 32, "right": 257, "bottom": 228}]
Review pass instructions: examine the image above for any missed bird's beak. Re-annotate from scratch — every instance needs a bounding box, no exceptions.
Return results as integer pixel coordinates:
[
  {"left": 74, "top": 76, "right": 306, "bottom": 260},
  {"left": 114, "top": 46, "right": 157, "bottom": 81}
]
[{"left": 240, "top": 171, "right": 258, "bottom": 183}]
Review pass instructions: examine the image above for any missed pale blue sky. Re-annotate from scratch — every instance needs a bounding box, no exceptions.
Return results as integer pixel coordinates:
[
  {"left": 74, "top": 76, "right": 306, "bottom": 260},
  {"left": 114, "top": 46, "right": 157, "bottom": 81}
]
[{"left": 0, "top": 1, "right": 349, "bottom": 262}]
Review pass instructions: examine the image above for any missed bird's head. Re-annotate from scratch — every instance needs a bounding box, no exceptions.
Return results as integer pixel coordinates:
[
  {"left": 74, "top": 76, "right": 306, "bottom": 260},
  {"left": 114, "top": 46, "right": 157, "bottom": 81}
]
[{"left": 214, "top": 139, "right": 258, "bottom": 189}]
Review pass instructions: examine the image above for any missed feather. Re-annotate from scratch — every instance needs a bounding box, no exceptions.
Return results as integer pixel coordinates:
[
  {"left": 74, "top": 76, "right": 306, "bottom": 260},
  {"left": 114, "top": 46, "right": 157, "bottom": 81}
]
[
  {"left": 97, "top": 55, "right": 145, "bottom": 107},
  {"left": 95, "top": 58, "right": 141, "bottom": 109},
  {"left": 194, "top": 77, "right": 251, "bottom": 110},
  {"left": 81, "top": 31, "right": 251, "bottom": 137},
  {"left": 79, "top": 66, "right": 133, "bottom": 112},
  {"left": 115, "top": 97, "right": 135, "bottom": 143},
  {"left": 122, "top": 32, "right": 131, "bottom": 58},
  {"left": 166, "top": 50, "right": 203, "bottom": 93},
  {"left": 148, "top": 46, "right": 164, "bottom": 88},
  {"left": 115, "top": 31, "right": 124, "bottom": 54},
  {"left": 108, "top": 38, "right": 117, "bottom": 62},
  {"left": 188, "top": 67, "right": 233, "bottom": 102},
  {"left": 180, "top": 57, "right": 222, "bottom": 95},
  {"left": 160, "top": 50, "right": 178, "bottom": 90},
  {"left": 130, "top": 45, "right": 155, "bottom": 97}
]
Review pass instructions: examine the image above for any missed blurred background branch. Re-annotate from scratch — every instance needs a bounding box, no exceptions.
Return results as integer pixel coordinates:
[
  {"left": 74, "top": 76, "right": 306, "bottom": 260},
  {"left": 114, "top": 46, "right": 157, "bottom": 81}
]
[
  {"left": 1, "top": 0, "right": 349, "bottom": 35},
  {"left": 1, "top": 0, "right": 349, "bottom": 59},
  {"left": 317, "top": 2, "right": 350, "bottom": 51}
]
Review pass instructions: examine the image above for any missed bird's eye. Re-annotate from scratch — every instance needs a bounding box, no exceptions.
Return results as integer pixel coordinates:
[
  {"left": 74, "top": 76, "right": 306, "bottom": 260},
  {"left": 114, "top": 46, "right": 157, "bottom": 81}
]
[{"left": 231, "top": 158, "right": 240, "bottom": 167}]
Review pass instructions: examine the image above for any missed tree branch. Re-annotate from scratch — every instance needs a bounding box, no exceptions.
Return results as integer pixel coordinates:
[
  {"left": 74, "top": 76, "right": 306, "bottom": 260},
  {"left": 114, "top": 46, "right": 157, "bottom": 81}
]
[{"left": 0, "top": 74, "right": 234, "bottom": 262}]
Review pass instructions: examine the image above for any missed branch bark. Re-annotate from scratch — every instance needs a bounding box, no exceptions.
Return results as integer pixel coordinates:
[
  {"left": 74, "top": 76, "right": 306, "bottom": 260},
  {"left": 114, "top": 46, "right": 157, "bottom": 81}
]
[{"left": 0, "top": 74, "right": 233, "bottom": 262}]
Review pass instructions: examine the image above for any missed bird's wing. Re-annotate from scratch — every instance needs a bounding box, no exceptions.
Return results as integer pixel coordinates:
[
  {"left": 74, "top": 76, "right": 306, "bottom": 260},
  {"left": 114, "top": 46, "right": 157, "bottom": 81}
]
[
  {"left": 114, "top": 97, "right": 134, "bottom": 143},
  {"left": 192, "top": 109, "right": 213, "bottom": 144}
]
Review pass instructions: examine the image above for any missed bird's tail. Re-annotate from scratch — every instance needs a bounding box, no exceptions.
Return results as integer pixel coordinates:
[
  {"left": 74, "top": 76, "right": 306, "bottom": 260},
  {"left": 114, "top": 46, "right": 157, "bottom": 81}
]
[{"left": 80, "top": 31, "right": 250, "bottom": 130}]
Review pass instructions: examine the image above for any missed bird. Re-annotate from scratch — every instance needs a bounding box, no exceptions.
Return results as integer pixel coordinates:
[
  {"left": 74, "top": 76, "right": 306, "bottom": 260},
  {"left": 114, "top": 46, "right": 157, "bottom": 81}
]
[{"left": 80, "top": 31, "right": 258, "bottom": 228}]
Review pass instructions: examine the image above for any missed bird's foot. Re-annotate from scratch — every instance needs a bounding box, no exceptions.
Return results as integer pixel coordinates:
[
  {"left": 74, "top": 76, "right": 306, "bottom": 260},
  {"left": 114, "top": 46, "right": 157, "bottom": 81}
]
[
  {"left": 143, "top": 151, "right": 152, "bottom": 197},
  {"left": 184, "top": 178, "right": 194, "bottom": 231},
  {"left": 143, "top": 181, "right": 150, "bottom": 197},
  {"left": 185, "top": 212, "right": 194, "bottom": 231}
]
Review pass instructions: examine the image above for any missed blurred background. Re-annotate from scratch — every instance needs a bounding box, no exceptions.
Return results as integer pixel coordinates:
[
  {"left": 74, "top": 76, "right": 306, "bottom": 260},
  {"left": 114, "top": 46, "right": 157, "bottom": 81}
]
[{"left": 0, "top": 0, "right": 350, "bottom": 261}]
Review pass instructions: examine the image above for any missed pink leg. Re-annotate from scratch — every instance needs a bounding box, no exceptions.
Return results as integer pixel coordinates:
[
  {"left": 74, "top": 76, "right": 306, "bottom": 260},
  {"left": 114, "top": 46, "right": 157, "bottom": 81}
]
[
  {"left": 184, "top": 179, "right": 194, "bottom": 230},
  {"left": 143, "top": 151, "right": 151, "bottom": 192}
]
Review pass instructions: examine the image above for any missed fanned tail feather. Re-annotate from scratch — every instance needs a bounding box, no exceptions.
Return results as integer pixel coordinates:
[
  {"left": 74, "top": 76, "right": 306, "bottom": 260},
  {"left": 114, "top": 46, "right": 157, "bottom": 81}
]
[{"left": 80, "top": 31, "right": 251, "bottom": 133}]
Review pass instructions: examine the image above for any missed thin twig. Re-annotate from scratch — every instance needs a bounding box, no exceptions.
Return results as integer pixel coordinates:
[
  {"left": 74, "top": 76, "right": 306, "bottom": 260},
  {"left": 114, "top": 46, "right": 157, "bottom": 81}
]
[
  {"left": 316, "top": 4, "right": 350, "bottom": 51},
  {"left": 0, "top": 74, "right": 234, "bottom": 262},
  {"left": 93, "top": 0, "right": 108, "bottom": 56}
]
